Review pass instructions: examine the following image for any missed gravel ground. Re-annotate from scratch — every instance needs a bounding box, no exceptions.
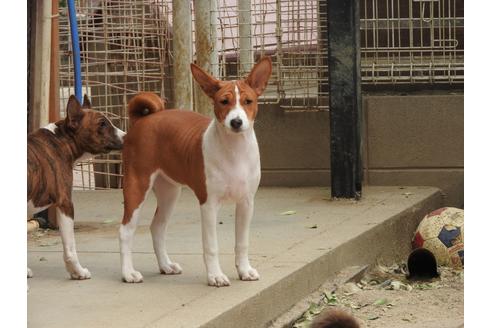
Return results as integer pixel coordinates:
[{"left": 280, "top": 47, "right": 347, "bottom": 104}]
[{"left": 291, "top": 263, "right": 464, "bottom": 328}]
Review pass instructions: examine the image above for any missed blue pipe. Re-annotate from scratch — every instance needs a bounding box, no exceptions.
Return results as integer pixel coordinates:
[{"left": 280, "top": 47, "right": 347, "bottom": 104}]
[{"left": 67, "top": 0, "right": 82, "bottom": 102}]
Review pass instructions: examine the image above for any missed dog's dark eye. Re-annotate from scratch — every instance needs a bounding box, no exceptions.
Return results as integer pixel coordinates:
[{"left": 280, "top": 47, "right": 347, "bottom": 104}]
[
  {"left": 220, "top": 99, "right": 229, "bottom": 105},
  {"left": 99, "top": 120, "right": 108, "bottom": 128},
  {"left": 245, "top": 99, "right": 253, "bottom": 105}
]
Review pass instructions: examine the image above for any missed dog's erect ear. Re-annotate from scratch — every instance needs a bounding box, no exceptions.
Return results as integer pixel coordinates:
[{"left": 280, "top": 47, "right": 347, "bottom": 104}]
[
  {"left": 66, "top": 95, "right": 85, "bottom": 130},
  {"left": 190, "top": 63, "right": 222, "bottom": 98},
  {"left": 245, "top": 57, "right": 272, "bottom": 96},
  {"left": 82, "top": 94, "right": 92, "bottom": 108}
]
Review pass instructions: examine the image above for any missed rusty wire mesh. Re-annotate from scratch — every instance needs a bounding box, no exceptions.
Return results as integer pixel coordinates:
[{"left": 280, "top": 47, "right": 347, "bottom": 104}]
[
  {"left": 57, "top": 0, "right": 463, "bottom": 190},
  {"left": 58, "top": 0, "right": 174, "bottom": 189},
  {"left": 360, "top": 0, "right": 464, "bottom": 84}
]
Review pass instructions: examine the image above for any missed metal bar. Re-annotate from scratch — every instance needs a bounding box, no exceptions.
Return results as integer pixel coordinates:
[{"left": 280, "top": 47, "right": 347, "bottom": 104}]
[
  {"left": 67, "top": 0, "right": 82, "bottom": 102},
  {"left": 173, "top": 0, "right": 193, "bottom": 109},
  {"left": 327, "top": 0, "right": 363, "bottom": 199}
]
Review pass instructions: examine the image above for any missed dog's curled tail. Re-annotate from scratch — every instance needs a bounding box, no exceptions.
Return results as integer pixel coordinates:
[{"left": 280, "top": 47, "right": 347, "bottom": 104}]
[
  {"left": 310, "top": 309, "right": 360, "bottom": 328},
  {"left": 128, "top": 92, "right": 165, "bottom": 127}
]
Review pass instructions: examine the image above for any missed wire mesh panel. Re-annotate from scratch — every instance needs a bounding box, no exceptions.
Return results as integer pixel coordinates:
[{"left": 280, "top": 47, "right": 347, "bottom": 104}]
[
  {"left": 56, "top": 0, "right": 463, "bottom": 190},
  {"left": 58, "top": 0, "right": 174, "bottom": 189},
  {"left": 360, "top": 0, "right": 464, "bottom": 84},
  {"left": 213, "top": 0, "right": 280, "bottom": 104},
  {"left": 213, "top": 0, "right": 329, "bottom": 111}
]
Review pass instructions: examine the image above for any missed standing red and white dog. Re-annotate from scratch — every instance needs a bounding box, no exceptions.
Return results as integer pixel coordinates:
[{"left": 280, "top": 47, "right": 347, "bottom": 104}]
[
  {"left": 119, "top": 57, "right": 272, "bottom": 286},
  {"left": 28, "top": 95, "right": 125, "bottom": 279}
]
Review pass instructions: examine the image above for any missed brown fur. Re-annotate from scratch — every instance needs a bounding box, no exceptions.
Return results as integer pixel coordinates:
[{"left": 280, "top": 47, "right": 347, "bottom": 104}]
[
  {"left": 189, "top": 57, "right": 271, "bottom": 123},
  {"left": 27, "top": 95, "right": 124, "bottom": 218},
  {"left": 121, "top": 57, "right": 272, "bottom": 225},
  {"left": 127, "top": 92, "right": 165, "bottom": 127},
  {"left": 122, "top": 109, "right": 211, "bottom": 224},
  {"left": 310, "top": 309, "right": 360, "bottom": 328}
]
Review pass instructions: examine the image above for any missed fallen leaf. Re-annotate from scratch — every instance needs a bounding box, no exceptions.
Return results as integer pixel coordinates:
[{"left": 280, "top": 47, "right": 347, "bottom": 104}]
[
  {"left": 102, "top": 219, "right": 114, "bottom": 224},
  {"left": 307, "top": 302, "right": 323, "bottom": 315},
  {"left": 39, "top": 241, "right": 58, "bottom": 247},
  {"left": 373, "top": 298, "right": 388, "bottom": 306},
  {"left": 293, "top": 320, "right": 312, "bottom": 328},
  {"left": 368, "top": 315, "right": 380, "bottom": 321},
  {"left": 323, "top": 292, "right": 338, "bottom": 305},
  {"left": 308, "top": 224, "right": 318, "bottom": 229},
  {"left": 280, "top": 210, "right": 296, "bottom": 216}
]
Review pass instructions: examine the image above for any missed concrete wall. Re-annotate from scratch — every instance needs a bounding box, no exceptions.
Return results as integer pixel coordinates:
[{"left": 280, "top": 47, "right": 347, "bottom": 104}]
[{"left": 256, "top": 94, "right": 464, "bottom": 207}]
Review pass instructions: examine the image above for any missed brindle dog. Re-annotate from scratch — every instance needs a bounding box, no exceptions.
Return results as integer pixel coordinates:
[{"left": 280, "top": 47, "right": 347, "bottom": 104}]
[{"left": 27, "top": 95, "right": 125, "bottom": 280}]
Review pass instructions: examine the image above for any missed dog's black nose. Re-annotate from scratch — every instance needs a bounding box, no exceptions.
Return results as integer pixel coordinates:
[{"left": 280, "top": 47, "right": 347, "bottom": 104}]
[{"left": 230, "top": 118, "right": 243, "bottom": 130}]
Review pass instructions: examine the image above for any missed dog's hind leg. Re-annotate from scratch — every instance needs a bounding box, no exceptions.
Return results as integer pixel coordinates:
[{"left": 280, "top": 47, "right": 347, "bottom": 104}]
[
  {"left": 150, "top": 175, "right": 182, "bottom": 275},
  {"left": 119, "top": 171, "right": 156, "bottom": 283},
  {"left": 56, "top": 206, "right": 91, "bottom": 280}
]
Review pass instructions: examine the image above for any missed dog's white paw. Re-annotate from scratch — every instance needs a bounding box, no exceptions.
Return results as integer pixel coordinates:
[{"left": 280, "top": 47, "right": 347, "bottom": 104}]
[
  {"left": 238, "top": 266, "right": 260, "bottom": 281},
  {"left": 69, "top": 267, "right": 92, "bottom": 280},
  {"left": 122, "top": 270, "right": 143, "bottom": 283},
  {"left": 27, "top": 268, "right": 33, "bottom": 278},
  {"left": 160, "top": 262, "right": 183, "bottom": 275},
  {"left": 207, "top": 272, "right": 231, "bottom": 287}
]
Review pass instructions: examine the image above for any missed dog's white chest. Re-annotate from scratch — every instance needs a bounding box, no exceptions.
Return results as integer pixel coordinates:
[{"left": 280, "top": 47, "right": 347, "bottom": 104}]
[{"left": 202, "top": 122, "right": 260, "bottom": 202}]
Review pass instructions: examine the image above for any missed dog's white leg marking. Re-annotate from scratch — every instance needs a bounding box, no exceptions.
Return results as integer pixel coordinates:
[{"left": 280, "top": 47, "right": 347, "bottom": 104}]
[
  {"left": 57, "top": 208, "right": 91, "bottom": 280},
  {"left": 27, "top": 267, "right": 33, "bottom": 278},
  {"left": 119, "top": 205, "right": 144, "bottom": 283},
  {"left": 119, "top": 172, "right": 157, "bottom": 283},
  {"left": 150, "top": 176, "right": 182, "bottom": 275},
  {"left": 235, "top": 197, "right": 259, "bottom": 281},
  {"left": 200, "top": 200, "right": 230, "bottom": 287}
]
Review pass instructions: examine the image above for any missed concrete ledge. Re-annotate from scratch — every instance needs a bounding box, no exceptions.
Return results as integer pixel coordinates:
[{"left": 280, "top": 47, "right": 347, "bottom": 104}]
[
  {"left": 368, "top": 169, "right": 463, "bottom": 207},
  {"left": 201, "top": 188, "right": 442, "bottom": 328},
  {"left": 28, "top": 186, "right": 442, "bottom": 328}
]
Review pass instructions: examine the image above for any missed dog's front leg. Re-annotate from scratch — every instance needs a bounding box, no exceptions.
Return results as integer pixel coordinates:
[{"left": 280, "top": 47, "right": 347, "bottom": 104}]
[
  {"left": 235, "top": 197, "right": 259, "bottom": 281},
  {"left": 56, "top": 207, "right": 91, "bottom": 280},
  {"left": 200, "top": 200, "right": 230, "bottom": 287}
]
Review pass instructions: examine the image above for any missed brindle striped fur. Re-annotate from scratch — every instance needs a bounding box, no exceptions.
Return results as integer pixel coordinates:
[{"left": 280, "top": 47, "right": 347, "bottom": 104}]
[{"left": 27, "top": 95, "right": 124, "bottom": 218}]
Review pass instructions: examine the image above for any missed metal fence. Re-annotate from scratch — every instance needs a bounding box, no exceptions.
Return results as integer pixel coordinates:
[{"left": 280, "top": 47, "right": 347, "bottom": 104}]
[
  {"left": 59, "top": 0, "right": 174, "bottom": 189},
  {"left": 360, "top": 0, "right": 464, "bottom": 84},
  {"left": 58, "top": 0, "right": 464, "bottom": 190}
]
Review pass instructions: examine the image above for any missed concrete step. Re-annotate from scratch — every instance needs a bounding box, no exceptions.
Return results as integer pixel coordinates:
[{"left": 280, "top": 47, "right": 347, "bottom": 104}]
[{"left": 28, "top": 186, "right": 442, "bottom": 328}]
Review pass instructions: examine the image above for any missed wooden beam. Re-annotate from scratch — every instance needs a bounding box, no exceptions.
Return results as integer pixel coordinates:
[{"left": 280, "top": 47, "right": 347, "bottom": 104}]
[
  {"left": 194, "top": 0, "right": 218, "bottom": 116},
  {"left": 172, "top": 0, "right": 193, "bottom": 110},
  {"left": 31, "top": 0, "right": 52, "bottom": 131},
  {"left": 46, "top": 0, "right": 61, "bottom": 228}
]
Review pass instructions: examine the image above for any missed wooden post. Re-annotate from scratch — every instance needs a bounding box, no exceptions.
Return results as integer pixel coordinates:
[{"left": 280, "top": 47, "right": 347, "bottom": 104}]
[
  {"left": 327, "top": 0, "right": 363, "bottom": 199},
  {"left": 47, "top": 0, "right": 60, "bottom": 228},
  {"left": 30, "top": 0, "right": 52, "bottom": 131},
  {"left": 49, "top": 0, "right": 60, "bottom": 123},
  {"left": 238, "top": 0, "right": 252, "bottom": 76},
  {"left": 172, "top": 0, "right": 193, "bottom": 110},
  {"left": 29, "top": 0, "right": 55, "bottom": 227},
  {"left": 194, "top": 0, "right": 218, "bottom": 116}
]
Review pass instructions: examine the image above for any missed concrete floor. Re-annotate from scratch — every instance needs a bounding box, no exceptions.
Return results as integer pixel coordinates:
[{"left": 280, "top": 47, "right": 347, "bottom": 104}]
[{"left": 27, "top": 186, "right": 442, "bottom": 328}]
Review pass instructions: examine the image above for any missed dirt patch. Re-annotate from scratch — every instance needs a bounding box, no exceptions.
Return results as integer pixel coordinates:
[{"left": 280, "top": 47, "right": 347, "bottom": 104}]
[{"left": 292, "top": 263, "right": 463, "bottom": 328}]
